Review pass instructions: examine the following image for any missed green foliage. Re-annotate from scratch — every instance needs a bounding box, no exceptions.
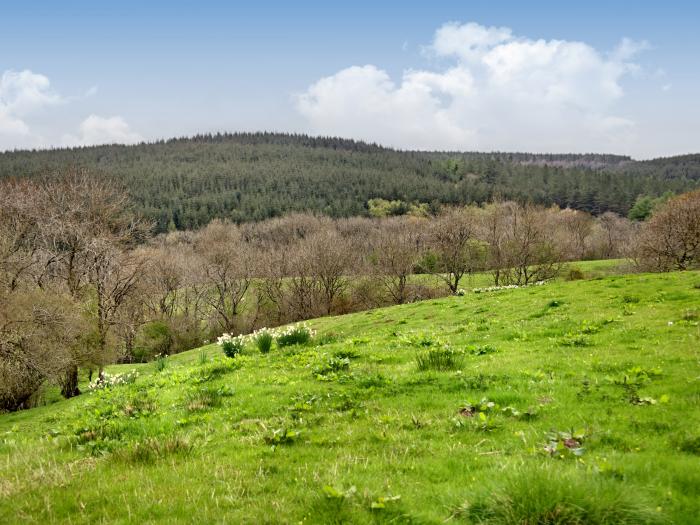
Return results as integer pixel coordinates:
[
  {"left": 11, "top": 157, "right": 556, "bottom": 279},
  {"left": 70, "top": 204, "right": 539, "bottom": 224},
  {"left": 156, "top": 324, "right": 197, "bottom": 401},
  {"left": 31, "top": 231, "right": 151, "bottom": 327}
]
[{"left": 134, "top": 321, "right": 174, "bottom": 362}]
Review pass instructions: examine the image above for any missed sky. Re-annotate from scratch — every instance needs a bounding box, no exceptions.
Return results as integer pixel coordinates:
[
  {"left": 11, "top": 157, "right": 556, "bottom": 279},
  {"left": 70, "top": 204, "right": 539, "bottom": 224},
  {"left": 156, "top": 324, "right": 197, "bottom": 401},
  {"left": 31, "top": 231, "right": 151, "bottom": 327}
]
[{"left": 1, "top": 1, "right": 698, "bottom": 158}]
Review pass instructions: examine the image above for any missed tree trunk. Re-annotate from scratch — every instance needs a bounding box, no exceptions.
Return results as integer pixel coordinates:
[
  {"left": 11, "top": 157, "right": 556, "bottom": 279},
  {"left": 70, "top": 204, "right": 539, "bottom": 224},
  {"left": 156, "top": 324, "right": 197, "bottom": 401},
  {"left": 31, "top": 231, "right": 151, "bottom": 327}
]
[{"left": 61, "top": 364, "right": 81, "bottom": 398}]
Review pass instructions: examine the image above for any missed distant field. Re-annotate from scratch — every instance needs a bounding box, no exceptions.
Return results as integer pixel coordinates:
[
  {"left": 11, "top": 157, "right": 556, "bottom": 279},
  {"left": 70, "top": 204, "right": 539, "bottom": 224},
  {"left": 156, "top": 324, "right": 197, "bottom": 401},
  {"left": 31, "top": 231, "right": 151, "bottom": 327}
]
[{"left": 1, "top": 269, "right": 698, "bottom": 523}]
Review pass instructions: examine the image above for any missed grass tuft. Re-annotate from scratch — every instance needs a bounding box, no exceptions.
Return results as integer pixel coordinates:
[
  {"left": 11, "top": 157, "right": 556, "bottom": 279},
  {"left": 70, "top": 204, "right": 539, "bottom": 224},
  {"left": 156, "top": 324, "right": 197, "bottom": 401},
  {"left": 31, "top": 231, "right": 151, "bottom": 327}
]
[{"left": 455, "top": 464, "right": 664, "bottom": 524}]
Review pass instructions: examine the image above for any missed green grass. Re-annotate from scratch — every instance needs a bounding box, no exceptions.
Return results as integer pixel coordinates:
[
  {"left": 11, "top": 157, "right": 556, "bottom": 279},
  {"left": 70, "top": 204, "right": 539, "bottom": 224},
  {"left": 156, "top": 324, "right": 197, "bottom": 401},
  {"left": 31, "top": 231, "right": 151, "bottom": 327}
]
[{"left": 1, "top": 270, "right": 699, "bottom": 524}]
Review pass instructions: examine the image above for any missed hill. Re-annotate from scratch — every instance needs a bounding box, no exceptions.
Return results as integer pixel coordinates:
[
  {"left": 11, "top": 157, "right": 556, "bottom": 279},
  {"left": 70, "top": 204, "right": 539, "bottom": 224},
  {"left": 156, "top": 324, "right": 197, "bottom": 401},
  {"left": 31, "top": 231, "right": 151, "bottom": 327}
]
[
  {"left": 1, "top": 270, "right": 699, "bottom": 523},
  {"left": 0, "top": 133, "right": 698, "bottom": 232}
]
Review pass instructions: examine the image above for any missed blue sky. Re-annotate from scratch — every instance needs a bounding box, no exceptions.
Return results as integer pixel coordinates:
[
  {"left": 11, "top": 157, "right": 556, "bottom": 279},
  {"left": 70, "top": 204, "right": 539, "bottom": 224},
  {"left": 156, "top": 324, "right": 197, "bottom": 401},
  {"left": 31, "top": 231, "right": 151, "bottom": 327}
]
[{"left": 1, "top": 1, "right": 698, "bottom": 157}]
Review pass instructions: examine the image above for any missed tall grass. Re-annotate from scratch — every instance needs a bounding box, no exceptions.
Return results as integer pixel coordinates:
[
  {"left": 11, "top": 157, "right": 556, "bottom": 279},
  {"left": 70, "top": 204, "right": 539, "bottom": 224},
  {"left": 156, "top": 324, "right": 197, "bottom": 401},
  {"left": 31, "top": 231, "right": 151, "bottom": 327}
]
[
  {"left": 415, "top": 347, "right": 463, "bottom": 371},
  {"left": 456, "top": 464, "right": 663, "bottom": 524}
]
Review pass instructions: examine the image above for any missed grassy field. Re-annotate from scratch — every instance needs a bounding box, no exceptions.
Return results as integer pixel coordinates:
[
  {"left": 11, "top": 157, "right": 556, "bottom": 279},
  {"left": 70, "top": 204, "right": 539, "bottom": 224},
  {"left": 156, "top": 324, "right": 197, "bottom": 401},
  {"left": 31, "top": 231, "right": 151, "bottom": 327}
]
[{"left": 1, "top": 269, "right": 699, "bottom": 524}]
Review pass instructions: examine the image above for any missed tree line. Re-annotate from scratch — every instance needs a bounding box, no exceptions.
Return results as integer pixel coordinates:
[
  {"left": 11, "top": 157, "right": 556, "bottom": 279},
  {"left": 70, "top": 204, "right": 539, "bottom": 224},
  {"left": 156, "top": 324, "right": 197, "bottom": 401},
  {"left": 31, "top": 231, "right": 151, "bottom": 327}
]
[
  {"left": 4, "top": 172, "right": 698, "bottom": 412},
  {"left": 0, "top": 132, "right": 698, "bottom": 232}
]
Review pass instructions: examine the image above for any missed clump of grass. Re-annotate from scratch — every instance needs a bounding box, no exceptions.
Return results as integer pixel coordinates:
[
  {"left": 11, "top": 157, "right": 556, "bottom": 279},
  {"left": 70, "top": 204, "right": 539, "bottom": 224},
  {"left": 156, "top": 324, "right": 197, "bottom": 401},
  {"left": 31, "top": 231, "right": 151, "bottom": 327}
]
[
  {"left": 622, "top": 295, "right": 640, "bottom": 304},
  {"left": 183, "top": 385, "right": 232, "bottom": 411},
  {"left": 154, "top": 354, "right": 168, "bottom": 372},
  {"left": 454, "top": 465, "right": 663, "bottom": 524},
  {"left": 415, "top": 347, "right": 463, "bottom": 371},
  {"left": 277, "top": 324, "right": 314, "bottom": 347},
  {"left": 559, "top": 333, "right": 592, "bottom": 347},
  {"left": 198, "top": 349, "right": 208, "bottom": 365},
  {"left": 116, "top": 436, "right": 194, "bottom": 464},
  {"left": 254, "top": 329, "right": 274, "bottom": 354},
  {"left": 682, "top": 309, "right": 698, "bottom": 321}
]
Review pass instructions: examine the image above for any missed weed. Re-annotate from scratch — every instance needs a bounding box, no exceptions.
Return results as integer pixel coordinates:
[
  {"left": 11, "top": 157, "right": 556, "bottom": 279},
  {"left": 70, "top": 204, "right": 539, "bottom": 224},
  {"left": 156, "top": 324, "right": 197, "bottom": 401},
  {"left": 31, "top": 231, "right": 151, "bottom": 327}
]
[
  {"left": 468, "top": 344, "right": 497, "bottom": 356},
  {"left": 264, "top": 427, "right": 302, "bottom": 446},
  {"left": 333, "top": 348, "right": 360, "bottom": 360},
  {"left": 313, "top": 356, "right": 350, "bottom": 378},
  {"left": 559, "top": 333, "right": 592, "bottom": 347},
  {"left": 543, "top": 429, "right": 587, "bottom": 458},
  {"left": 356, "top": 372, "right": 389, "bottom": 389}
]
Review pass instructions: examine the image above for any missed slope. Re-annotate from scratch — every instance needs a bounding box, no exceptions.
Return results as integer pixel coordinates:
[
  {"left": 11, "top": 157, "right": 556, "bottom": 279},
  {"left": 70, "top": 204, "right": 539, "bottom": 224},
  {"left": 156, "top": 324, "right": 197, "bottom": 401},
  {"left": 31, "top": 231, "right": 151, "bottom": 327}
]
[{"left": 0, "top": 271, "right": 699, "bottom": 523}]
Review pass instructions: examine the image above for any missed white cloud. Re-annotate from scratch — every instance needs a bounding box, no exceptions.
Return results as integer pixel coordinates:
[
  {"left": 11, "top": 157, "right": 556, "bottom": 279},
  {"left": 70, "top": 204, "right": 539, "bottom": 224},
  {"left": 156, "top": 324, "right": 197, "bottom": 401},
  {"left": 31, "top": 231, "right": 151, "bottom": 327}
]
[
  {"left": 63, "top": 114, "right": 142, "bottom": 147},
  {"left": 296, "top": 22, "right": 649, "bottom": 153},
  {"left": 0, "top": 69, "right": 142, "bottom": 151},
  {"left": 430, "top": 21, "right": 512, "bottom": 61},
  {"left": 0, "top": 70, "right": 64, "bottom": 149},
  {"left": 0, "top": 70, "right": 63, "bottom": 115}
]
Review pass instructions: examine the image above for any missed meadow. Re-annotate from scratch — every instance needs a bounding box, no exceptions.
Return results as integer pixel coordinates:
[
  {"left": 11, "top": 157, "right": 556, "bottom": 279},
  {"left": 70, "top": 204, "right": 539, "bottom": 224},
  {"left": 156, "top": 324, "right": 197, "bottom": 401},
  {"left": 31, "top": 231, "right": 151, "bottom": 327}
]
[{"left": 1, "top": 269, "right": 699, "bottom": 524}]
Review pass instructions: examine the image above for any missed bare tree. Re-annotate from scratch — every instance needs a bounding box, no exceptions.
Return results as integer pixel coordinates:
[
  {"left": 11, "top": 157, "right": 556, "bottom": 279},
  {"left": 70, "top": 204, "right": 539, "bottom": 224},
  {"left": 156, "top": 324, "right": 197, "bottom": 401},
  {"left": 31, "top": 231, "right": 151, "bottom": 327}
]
[
  {"left": 558, "top": 209, "right": 594, "bottom": 261},
  {"left": 196, "top": 220, "right": 252, "bottom": 332},
  {"left": 498, "top": 203, "right": 561, "bottom": 285},
  {"left": 371, "top": 218, "right": 425, "bottom": 304},
  {"left": 429, "top": 207, "right": 486, "bottom": 293},
  {"left": 304, "top": 229, "right": 354, "bottom": 314},
  {"left": 636, "top": 189, "right": 700, "bottom": 271}
]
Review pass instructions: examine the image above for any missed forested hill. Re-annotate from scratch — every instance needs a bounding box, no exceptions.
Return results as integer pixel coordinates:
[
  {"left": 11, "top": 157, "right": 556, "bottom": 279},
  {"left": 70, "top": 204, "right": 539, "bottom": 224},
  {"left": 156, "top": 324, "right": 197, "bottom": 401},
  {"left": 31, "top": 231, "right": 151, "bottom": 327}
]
[{"left": 0, "top": 132, "right": 698, "bottom": 232}]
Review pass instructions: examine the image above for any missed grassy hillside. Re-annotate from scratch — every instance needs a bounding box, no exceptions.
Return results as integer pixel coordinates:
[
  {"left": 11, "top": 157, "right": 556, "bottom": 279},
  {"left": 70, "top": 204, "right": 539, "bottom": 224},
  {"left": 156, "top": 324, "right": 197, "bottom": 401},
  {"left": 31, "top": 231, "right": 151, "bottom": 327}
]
[
  {"left": 1, "top": 133, "right": 698, "bottom": 231},
  {"left": 1, "top": 271, "right": 699, "bottom": 523}
]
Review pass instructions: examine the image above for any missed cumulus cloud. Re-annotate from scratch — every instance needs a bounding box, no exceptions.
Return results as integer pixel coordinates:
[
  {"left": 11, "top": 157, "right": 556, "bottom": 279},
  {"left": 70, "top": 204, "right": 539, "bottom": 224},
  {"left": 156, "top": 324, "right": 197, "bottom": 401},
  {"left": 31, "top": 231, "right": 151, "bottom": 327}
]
[
  {"left": 0, "top": 69, "right": 142, "bottom": 151},
  {"left": 0, "top": 70, "right": 64, "bottom": 148},
  {"left": 63, "top": 114, "right": 142, "bottom": 147},
  {"left": 296, "top": 22, "right": 649, "bottom": 152}
]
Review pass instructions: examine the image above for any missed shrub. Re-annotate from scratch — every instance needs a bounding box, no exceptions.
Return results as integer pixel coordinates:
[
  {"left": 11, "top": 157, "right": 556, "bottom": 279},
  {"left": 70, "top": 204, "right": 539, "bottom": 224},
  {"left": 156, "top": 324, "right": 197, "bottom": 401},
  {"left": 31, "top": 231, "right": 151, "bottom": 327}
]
[
  {"left": 416, "top": 347, "right": 463, "bottom": 371},
  {"left": 566, "top": 267, "right": 585, "bottom": 281},
  {"left": 217, "top": 333, "right": 245, "bottom": 358},
  {"left": 134, "top": 321, "right": 174, "bottom": 362},
  {"left": 276, "top": 323, "right": 315, "bottom": 347}
]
